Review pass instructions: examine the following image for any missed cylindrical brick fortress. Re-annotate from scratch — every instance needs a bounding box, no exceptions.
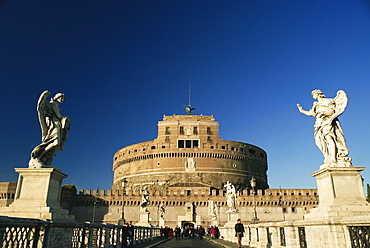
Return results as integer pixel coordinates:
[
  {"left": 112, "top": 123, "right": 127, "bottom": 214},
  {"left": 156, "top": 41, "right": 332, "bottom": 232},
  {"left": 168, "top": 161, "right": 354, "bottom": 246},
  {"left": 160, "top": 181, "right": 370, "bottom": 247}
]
[{"left": 112, "top": 115, "right": 268, "bottom": 190}]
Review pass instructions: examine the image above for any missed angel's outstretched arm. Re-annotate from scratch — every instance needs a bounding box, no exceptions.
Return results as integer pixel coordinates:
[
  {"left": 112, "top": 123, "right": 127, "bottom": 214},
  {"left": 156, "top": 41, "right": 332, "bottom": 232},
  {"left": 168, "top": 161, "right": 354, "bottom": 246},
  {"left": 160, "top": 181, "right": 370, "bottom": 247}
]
[{"left": 297, "top": 103, "right": 315, "bottom": 116}]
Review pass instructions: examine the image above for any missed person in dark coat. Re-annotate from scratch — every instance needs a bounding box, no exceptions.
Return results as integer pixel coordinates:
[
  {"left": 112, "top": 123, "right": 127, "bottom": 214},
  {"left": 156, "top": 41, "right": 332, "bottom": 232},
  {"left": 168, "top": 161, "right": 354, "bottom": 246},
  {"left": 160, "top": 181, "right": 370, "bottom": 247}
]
[
  {"left": 235, "top": 219, "right": 245, "bottom": 248},
  {"left": 197, "top": 226, "right": 205, "bottom": 239},
  {"left": 175, "top": 226, "right": 181, "bottom": 239}
]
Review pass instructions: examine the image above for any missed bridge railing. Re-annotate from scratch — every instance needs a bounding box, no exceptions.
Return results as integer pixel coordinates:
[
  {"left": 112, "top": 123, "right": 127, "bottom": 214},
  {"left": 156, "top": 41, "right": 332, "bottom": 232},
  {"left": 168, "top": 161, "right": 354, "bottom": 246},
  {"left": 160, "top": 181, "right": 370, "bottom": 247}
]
[
  {"left": 219, "top": 220, "right": 370, "bottom": 248},
  {"left": 0, "top": 216, "right": 160, "bottom": 248}
]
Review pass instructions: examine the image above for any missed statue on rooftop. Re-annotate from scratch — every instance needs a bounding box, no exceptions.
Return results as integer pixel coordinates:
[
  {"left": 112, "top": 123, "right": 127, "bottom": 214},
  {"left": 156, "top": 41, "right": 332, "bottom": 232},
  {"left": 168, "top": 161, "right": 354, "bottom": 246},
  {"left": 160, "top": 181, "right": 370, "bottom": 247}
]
[
  {"left": 28, "top": 90, "right": 71, "bottom": 169},
  {"left": 183, "top": 105, "right": 195, "bottom": 115},
  {"left": 297, "top": 89, "right": 351, "bottom": 168}
]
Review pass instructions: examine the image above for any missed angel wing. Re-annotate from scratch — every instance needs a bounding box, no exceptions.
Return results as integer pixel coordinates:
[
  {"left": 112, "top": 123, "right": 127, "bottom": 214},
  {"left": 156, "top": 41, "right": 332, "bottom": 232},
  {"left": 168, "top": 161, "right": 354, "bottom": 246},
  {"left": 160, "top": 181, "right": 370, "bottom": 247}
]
[
  {"left": 36, "top": 90, "right": 51, "bottom": 139},
  {"left": 333, "top": 90, "right": 348, "bottom": 118}
]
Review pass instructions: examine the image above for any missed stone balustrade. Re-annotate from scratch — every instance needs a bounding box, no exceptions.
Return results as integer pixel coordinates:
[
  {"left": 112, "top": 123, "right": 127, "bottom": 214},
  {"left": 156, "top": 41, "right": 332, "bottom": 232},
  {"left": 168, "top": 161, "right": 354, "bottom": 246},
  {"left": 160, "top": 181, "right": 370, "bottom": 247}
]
[
  {"left": 219, "top": 220, "right": 370, "bottom": 248},
  {"left": 0, "top": 216, "right": 161, "bottom": 248}
]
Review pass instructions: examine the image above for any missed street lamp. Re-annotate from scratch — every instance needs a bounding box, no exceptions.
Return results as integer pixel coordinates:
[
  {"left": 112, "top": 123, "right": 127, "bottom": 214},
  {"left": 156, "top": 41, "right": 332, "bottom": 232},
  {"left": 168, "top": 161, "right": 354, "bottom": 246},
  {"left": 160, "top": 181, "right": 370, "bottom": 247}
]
[
  {"left": 119, "top": 178, "right": 128, "bottom": 225},
  {"left": 250, "top": 177, "right": 259, "bottom": 224}
]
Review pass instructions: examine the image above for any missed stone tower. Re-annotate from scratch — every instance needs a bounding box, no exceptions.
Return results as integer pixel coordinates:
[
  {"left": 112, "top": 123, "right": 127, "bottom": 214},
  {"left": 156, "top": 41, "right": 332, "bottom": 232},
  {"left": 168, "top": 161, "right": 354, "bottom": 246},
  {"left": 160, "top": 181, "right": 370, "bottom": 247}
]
[{"left": 112, "top": 114, "right": 268, "bottom": 191}]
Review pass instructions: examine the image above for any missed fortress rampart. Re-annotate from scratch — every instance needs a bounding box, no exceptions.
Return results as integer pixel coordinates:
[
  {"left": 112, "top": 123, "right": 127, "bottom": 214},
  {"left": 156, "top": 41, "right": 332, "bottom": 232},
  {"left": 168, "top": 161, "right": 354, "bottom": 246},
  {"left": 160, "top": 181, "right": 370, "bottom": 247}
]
[{"left": 71, "top": 188, "right": 318, "bottom": 208}]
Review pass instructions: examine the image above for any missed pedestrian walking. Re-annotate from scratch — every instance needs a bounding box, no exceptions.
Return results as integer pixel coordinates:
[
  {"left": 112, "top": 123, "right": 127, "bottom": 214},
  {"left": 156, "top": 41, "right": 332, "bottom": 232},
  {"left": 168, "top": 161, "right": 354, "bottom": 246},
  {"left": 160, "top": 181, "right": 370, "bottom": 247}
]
[
  {"left": 197, "top": 226, "right": 205, "bottom": 239},
  {"left": 235, "top": 219, "right": 245, "bottom": 248},
  {"left": 175, "top": 226, "right": 181, "bottom": 239}
]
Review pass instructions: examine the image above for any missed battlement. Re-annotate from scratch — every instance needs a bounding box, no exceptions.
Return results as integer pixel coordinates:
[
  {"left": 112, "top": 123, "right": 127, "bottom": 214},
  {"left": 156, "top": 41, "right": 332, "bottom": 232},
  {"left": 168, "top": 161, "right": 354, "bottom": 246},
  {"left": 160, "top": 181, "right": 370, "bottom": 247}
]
[
  {"left": 162, "top": 114, "right": 215, "bottom": 121},
  {"left": 76, "top": 187, "right": 318, "bottom": 198}
]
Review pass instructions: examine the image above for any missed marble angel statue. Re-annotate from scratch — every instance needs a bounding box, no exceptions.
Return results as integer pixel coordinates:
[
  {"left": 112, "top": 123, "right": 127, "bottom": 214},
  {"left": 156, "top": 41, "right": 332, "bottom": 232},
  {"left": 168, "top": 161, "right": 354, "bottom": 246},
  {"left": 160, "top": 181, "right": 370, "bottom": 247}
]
[
  {"left": 159, "top": 201, "right": 165, "bottom": 219},
  {"left": 140, "top": 186, "right": 150, "bottom": 212},
  {"left": 297, "top": 89, "right": 351, "bottom": 168},
  {"left": 29, "top": 90, "right": 71, "bottom": 168},
  {"left": 224, "top": 181, "right": 238, "bottom": 212}
]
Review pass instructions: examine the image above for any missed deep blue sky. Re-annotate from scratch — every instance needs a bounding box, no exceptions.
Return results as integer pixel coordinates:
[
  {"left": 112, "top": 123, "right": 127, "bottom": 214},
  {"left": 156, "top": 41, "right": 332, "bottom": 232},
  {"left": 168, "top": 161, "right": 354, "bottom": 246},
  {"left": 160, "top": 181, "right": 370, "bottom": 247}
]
[{"left": 1, "top": 1, "right": 369, "bottom": 191}]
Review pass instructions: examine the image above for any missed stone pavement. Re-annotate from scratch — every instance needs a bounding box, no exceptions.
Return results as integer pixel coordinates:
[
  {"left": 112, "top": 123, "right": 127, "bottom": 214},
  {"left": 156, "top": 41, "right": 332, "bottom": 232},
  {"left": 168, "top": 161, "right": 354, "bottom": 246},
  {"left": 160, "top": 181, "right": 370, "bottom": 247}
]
[{"left": 133, "top": 236, "right": 246, "bottom": 248}]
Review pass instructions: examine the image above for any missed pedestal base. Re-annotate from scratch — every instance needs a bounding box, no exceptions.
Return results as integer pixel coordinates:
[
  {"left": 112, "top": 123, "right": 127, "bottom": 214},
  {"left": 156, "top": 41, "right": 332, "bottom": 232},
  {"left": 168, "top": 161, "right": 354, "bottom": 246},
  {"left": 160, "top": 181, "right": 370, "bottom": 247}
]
[
  {"left": 136, "top": 212, "right": 151, "bottom": 227},
  {"left": 305, "top": 166, "right": 370, "bottom": 220},
  {"left": 0, "top": 167, "right": 74, "bottom": 221},
  {"left": 211, "top": 219, "right": 219, "bottom": 226},
  {"left": 223, "top": 211, "right": 239, "bottom": 227},
  {"left": 159, "top": 218, "right": 165, "bottom": 227}
]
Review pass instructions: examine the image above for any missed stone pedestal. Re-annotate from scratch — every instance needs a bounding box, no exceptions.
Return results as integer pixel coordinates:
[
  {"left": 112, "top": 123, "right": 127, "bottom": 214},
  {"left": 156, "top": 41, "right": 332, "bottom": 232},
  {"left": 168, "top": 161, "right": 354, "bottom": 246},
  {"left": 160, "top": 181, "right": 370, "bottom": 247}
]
[
  {"left": 0, "top": 167, "right": 74, "bottom": 221},
  {"left": 223, "top": 211, "right": 239, "bottom": 227},
  {"left": 136, "top": 212, "right": 151, "bottom": 227},
  {"left": 211, "top": 219, "right": 219, "bottom": 226},
  {"left": 305, "top": 166, "right": 370, "bottom": 219},
  {"left": 159, "top": 218, "right": 165, "bottom": 227}
]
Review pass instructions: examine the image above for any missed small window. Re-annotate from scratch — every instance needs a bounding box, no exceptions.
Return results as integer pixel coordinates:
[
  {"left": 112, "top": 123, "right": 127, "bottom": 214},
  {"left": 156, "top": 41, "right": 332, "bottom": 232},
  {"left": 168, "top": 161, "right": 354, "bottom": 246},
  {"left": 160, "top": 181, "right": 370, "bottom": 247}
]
[
  {"left": 207, "top": 127, "right": 212, "bottom": 135},
  {"left": 210, "top": 146, "right": 214, "bottom": 149},
  {"left": 162, "top": 145, "right": 166, "bottom": 149},
  {"left": 292, "top": 207, "right": 296, "bottom": 213},
  {"left": 151, "top": 146, "right": 156, "bottom": 150},
  {"left": 233, "top": 163, "right": 237, "bottom": 168},
  {"left": 165, "top": 127, "right": 170, "bottom": 135},
  {"left": 221, "top": 146, "right": 226, "bottom": 150},
  {"left": 249, "top": 149, "right": 256, "bottom": 154},
  {"left": 283, "top": 208, "right": 287, "bottom": 213},
  {"left": 157, "top": 162, "right": 161, "bottom": 166},
  {"left": 186, "top": 140, "right": 192, "bottom": 148},
  {"left": 179, "top": 126, "right": 184, "bottom": 134},
  {"left": 193, "top": 127, "right": 198, "bottom": 135},
  {"left": 178, "top": 140, "right": 185, "bottom": 148},
  {"left": 193, "top": 140, "right": 199, "bottom": 148}
]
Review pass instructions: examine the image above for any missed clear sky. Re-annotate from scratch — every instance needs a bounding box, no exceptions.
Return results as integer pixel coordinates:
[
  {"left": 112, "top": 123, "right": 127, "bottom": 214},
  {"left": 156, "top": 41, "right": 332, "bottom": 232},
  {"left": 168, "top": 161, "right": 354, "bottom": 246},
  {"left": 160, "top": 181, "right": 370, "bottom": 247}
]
[{"left": 0, "top": 1, "right": 369, "bottom": 191}]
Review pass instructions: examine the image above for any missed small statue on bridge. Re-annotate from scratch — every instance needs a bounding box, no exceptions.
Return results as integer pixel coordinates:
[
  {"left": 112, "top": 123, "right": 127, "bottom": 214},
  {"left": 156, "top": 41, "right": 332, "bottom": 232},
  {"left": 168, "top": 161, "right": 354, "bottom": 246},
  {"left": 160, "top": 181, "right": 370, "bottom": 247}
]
[
  {"left": 159, "top": 201, "right": 165, "bottom": 219},
  {"left": 224, "top": 181, "right": 238, "bottom": 212},
  {"left": 140, "top": 186, "right": 150, "bottom": 212}
]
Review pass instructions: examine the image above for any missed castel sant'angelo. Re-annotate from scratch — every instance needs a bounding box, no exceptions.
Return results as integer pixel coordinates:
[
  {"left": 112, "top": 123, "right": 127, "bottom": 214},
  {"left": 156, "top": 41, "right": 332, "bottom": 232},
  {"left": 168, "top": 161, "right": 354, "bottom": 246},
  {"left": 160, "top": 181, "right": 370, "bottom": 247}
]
[{"left": 0, "top": 107, "right": 319, "bottom": 227}]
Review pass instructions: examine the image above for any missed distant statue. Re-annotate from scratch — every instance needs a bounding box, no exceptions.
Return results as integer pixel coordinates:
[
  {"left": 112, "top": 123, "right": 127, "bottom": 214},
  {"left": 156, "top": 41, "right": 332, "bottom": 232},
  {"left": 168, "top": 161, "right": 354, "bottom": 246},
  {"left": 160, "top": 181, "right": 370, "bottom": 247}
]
[
  {"left": 140, "top": 186, "right": 150, "bottom": 212},
  {"left": 211, "top": 202, "right": 218, "bottom": 220},
  {"left": 28, "top": 90, "right": 71, "bottom": 168},
  {"left": 297, "top": 89, "right": 351, "bottom": 168},
  {"left": 159, "top": 201, "right": 165, "bottom": 219},
  {"left": 224, "top": 181, "right": 238, "bottom": 212},
  {"left": 183, "top": 105, "right": 195, "bottom": 115},
  {"left": 185, "top": 158, "right": 196, "bottom": 168}
]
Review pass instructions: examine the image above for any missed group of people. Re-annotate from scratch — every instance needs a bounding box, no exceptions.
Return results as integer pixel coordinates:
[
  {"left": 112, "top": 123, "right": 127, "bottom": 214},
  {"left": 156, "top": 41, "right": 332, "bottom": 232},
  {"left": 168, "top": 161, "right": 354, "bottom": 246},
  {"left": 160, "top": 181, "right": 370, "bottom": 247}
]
[
  {"left": 123, "top": 220, "right": 246, "bottom": 248},
  {"left": 160, "top": 224, "right": 221, "bottom": 240},
  {"left": 208, "top": 225, "right": 220, "bottom": 239}
]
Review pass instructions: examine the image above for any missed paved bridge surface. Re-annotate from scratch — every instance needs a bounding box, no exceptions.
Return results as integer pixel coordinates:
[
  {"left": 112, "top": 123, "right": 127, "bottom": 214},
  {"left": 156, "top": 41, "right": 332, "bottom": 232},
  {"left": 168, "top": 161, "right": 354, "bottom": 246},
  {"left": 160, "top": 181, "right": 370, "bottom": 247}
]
[{"left": 134, "top": 236, "right": 244, "bottom": 248}]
